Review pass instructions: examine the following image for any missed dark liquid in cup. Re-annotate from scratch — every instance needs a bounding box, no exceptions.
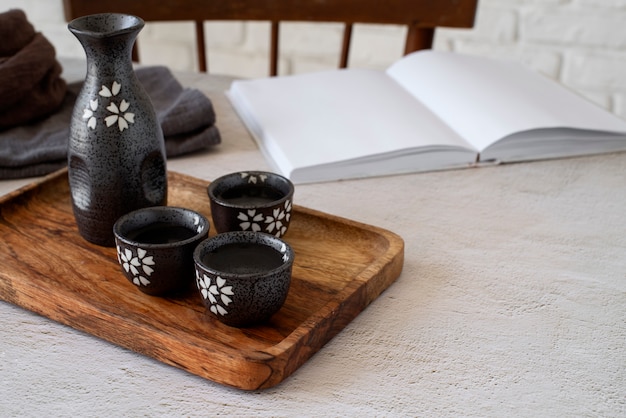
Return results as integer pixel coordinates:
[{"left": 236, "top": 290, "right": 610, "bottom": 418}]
[
  {"left": 202, "top": 242, "right": 284, "bottom": 274},
  {"left": 218, "top": 185, "right": 284, "bottom": 205},
  {"left": 127, "top": 222, "right": 197, "bottom": 244}
]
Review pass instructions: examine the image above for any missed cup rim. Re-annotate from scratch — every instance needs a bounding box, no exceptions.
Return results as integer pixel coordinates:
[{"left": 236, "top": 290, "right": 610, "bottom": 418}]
[
  {"left": 193, "top": 231, "right": 294, "bottom": 279},
  {"left": 113, "top": 206, "right": 210, "bottom": 249},
  {"left": 207, "top": 171, "right": 294, "bottom": 209}
]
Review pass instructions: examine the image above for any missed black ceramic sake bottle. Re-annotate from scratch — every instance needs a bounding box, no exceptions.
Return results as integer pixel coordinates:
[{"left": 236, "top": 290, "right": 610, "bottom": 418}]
[{"left": 68, "top": 14, "right": 167, "bottom": 247}]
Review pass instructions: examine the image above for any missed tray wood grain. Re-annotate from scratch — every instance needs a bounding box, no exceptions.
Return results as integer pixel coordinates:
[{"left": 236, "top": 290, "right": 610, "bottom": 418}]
[{"left": 0, "top": 169, "right": 404, "bottom": 390}]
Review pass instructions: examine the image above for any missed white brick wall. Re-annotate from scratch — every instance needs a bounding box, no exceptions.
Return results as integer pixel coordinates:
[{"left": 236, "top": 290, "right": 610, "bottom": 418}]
[{"left": 3, "top": 0, "right": 626, "bottom": 118}]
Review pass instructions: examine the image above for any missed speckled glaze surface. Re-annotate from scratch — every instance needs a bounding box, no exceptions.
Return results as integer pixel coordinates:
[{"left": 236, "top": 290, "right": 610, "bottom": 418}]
[
  {"left": 113, "top": 206, "right": 209, "bottom": 296},
  {"left": 208, "top": 171, "right": 294, "bottom": 237},
  {"left": 68, "top": 14, "right": 167, "bottom": 247},
  {"left": 193, "top": 231, "right": 294, "bottom": 327}
]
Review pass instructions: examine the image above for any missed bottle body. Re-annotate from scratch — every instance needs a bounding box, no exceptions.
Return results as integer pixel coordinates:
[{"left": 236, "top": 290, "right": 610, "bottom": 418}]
[{"left": 68, "top": 14, "right": 167, "bottom": 247}]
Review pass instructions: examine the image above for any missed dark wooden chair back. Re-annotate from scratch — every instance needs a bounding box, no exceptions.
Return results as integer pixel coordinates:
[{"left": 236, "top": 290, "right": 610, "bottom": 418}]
[{"left": 63, "top": 0, "right": 478, "bottom": 75}]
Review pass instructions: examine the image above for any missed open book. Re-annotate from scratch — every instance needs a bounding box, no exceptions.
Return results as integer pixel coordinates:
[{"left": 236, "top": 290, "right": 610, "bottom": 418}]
[{"left": 227, "top": 50, "right": 626, "bottom": 184}]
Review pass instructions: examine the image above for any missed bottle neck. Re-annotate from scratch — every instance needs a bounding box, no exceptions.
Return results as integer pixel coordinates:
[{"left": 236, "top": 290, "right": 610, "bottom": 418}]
[{"left": 76, "top": 32, "right": 138, "bottom": 85}]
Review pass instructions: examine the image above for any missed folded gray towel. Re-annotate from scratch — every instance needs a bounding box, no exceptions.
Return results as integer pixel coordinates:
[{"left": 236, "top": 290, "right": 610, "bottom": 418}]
[{"left": 0, "top": 66, "right": 221, "bottom": 179}]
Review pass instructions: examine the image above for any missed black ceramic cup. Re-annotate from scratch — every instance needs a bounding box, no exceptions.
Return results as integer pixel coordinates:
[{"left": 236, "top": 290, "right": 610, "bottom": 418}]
[
  {"left": 207, "top": 171, "right": 294, "bottom": 238},
  {"left": 113, "top": 206, "right": 209, "bottom": 296},
  {"left": 193, "top": 231, "right": 294, "bottom": 327}
]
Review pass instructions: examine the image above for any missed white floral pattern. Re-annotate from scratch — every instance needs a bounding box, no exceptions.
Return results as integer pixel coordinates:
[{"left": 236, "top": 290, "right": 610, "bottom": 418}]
[
  {"left": 240, "top": 172, "right": 268, "bottom": 184},
  {"left": 193, "top": 214, "right": 204, "bottom": 234},
  {"left": 238, "top": 209, "right": 264, "bottom": 232},
  {"left": 105, "top": 99, "right": 134, "bottom": 131},
  {"left": 117, "top": 245, "right": 155, "bottom": 286},
  {"left": 235, "top": 199, "right": 292, "bottom": 238},
  {"left": 82, "top": 80, "right": 136, "bottom": 132},
  {"left": 265, "top": 200, "right": 289, "bottom": 237},
  {"left": 280, "top": 243, "right": 289, "bottom": 263},
  {"left": 234, "top": 173, "right": 293, "bottom": 238},
  {"left": 82, "top": 99, "right": 98, "bottom": 129},
  {"left": 197, "top": 272, "right": 234, "bottom": 316}
]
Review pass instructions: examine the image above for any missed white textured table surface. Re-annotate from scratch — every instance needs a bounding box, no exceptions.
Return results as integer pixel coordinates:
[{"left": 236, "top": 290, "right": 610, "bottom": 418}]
[{"left": 1, "top": 61, "right": 625, "bottom": 417}]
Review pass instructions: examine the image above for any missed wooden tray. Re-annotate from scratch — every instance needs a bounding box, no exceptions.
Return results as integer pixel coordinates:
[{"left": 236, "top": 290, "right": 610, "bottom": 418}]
[{"left": 0, "top": 169, "right": 404, "bottom": 390}]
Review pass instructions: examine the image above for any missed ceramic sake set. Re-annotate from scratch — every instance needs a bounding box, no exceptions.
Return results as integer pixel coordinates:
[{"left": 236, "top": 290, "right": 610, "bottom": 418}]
[{"left": 67, "top": 13, "right": 295, "bottom": 327}]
